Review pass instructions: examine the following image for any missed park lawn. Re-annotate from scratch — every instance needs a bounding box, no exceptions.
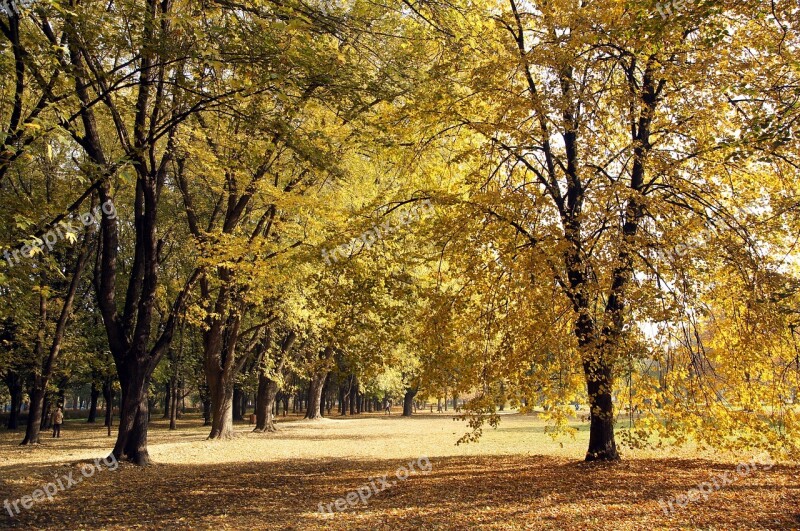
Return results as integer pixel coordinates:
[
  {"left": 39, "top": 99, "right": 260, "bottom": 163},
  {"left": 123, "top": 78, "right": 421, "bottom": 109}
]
[{"left": 0, "top": 413, "right": 797, "bottom": 530}]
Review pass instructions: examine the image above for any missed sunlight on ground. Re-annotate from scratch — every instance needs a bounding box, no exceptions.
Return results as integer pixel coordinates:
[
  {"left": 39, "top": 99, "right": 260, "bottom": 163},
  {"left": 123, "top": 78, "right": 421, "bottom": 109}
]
[{"left": 1, "top": 414, "right": 797, "bottom": 530}]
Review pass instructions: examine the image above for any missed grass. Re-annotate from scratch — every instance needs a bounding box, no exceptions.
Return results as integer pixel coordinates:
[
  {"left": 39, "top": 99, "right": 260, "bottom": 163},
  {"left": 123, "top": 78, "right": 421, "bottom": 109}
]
[{"left": 0, "top": 412, "right": 797, "bottom": 529}]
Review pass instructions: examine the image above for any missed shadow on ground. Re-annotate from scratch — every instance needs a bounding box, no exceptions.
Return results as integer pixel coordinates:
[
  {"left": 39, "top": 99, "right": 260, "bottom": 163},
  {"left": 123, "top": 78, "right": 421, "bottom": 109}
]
[{"left": 1, "top": 454, "right": 797, "bottom": 530}]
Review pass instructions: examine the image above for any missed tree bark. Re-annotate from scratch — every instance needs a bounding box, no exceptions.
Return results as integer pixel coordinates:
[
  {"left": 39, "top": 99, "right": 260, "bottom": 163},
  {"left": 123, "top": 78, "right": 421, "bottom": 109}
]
[
  {"left": 162, "top": 381, "right": 171, "bottom": 419},
  {"left": 103, "top": 379, "right": 114, "bottom": 428},
  {"left": 348, "top": 376, "right": 358, "bottom": 415},
  {"left": 254, "top": 332, "right": 295, "bottom": 432},
  {"left": 88, "top": 382, "right": 100, "bottom": 423},
  {"left": 303, "top": 346, "right": 332, "bottom": 420},
  {"left": 321, "top": 372, "right": 330, "bottom": 417},
  {"left": 232, "top": 387, "right": 243, "bottom": 421},
  {"left": 339, "top": 384, "right": 347, "bottom": 415},
  {"left": 584, "top": 358, "right": 618, "bottom": 461},
  {"left": 112, "top": 361, "right": 154, "bottom": 466},
  {"left": 41, "top": 395, "right": 52, "bottom": 430},
  {"left": 305, "top": 374, "right": 327, "bottom": 420},
  {"left": 203, "top": 296, "right": 244, "bottom": 440},
  {"left": 403, "top": 388, "right": 418, "bottom": 417},
  {"left": 240, "top": 391, "right": 248, "bottom": 419},
  {"left": 207, "top": 373, "right": 235, "bottom": 439},
  {"left": 169, "top": 377, "right": 179, "bottom": 430},
  {"left": 254, "top": 378, "right": 280, "bottom": 432},
  {"left": 5, "top": 372, "right": 23, "bottom": 430},
  {"left": 21, "top": 291, "right": 48, "bottom": 445},
  {"left": 202, "top": 397, "right": 211, "bottom": 426}
]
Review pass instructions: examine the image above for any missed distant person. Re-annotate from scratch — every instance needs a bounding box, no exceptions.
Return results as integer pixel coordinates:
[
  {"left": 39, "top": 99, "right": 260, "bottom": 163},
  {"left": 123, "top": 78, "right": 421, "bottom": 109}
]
[
  {"left": 52, "top": 406, "right": 63, "bottom": 438},
  {"left": 385, "top": 401, "right": 391, "bottom": 415}
]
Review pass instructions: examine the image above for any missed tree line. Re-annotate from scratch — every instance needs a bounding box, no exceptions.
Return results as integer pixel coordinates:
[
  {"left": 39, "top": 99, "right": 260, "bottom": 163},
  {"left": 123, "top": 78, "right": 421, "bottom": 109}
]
[{"left": 1, "top": 0, "right": 799, "bottom": 464}]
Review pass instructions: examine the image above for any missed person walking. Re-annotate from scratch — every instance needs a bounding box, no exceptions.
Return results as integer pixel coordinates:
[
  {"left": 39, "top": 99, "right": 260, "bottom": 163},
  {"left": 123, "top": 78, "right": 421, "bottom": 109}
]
[{"left": 52, "top": 406, "right": 63, "bottom": 438}]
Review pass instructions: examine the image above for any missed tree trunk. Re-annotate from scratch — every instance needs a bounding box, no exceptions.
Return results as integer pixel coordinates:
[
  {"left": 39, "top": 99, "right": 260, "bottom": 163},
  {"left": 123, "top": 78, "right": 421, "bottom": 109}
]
[
  {"left": 320, "top": 373, "right": 331, "bottom": 417},
  {"left": 7, "top": 377, "right": 22, "bottom": 430},
  {"left": 21, "top": 381, "right": 45, "bottom": 444},
  {"left": 240, "top": 390, "right": 248, "bottom": 419},
  {"left": 349, "top": 379, "right": 358, "bottom": 415},
  {"left": 584, "top": 357, "right": 619, "bottom": 461},
  {"left": 41, "top": 394, "right": 52, "bottom": 430},
  {"left": 339, "top": 384, "right": 347, "bottom": 415},
  {"left": 169, "top": 378, "right": 178, "bottom": 430},
  {"left": 254, "top": 377, "right": 279, "bottom": 432},
  {"left": 112, "top": 363, "right": 153, "bottom": 466},
  {"left": 162, "top": 381, "right": 171, "bottom": 419},
  {"left": 88, "top": 382, "right": 100, "bottom": 423},
  {"left": 202, "top": 285, "right": 246, "bottom": 440},
  {"left": 305, "top": 373, "right": 328, "bottom": 420},
  {"left": 207, "top": 375, "right": 235, "bottom": 439},
  {"left": 103, "top": 380, "right": 114, "bottom": 428},
  {"left": 232, "top": 387, "right": 243, "bottom": 421},
  {"left": 403, "top": 388, "right": 418, "bottom": 417},
  {"left": 253, "top": 330, "right": 294, "bottom": 432},
  {"left": 202, "top": 397, "right": 211, "bottom": 426}
]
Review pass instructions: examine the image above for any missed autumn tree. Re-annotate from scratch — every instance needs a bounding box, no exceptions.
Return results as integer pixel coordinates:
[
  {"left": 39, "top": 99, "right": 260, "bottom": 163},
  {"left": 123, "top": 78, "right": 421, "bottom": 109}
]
[{"left": 402, "top": 0, "right": 800, "bottom": 459}]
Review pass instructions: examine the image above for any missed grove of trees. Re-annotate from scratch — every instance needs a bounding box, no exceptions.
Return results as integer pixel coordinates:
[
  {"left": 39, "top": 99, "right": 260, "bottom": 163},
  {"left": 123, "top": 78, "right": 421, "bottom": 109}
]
[{"left": 1, "top": 0, "right": 799, "bottom": 464}]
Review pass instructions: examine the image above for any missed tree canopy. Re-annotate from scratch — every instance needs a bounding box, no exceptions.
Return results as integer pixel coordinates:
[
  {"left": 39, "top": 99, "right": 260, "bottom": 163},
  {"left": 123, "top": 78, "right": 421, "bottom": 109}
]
[{"left": 1, "top": 0, "right": 799, "bottom": 463}]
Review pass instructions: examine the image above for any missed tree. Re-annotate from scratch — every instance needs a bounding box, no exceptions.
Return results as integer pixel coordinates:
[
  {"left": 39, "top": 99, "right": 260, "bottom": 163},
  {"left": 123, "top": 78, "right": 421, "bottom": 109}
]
[{"left": 401, "top": 0, "right": 800, "bottom": 460}]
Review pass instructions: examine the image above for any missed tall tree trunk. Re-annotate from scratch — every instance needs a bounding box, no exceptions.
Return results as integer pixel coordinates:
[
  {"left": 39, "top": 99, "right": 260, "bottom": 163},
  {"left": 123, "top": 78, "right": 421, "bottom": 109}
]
[
  {"left": 254, "top": 377, "right": 280, "bottom": 432},
  {"left": 403, "top": 388, "right": 418, "bottom": 417},
  {"left": 112, "top": 361, "right": 154, "bottom": 466},
  {"left": 207, "top": 372, "right": 235, "bottom": 439},
  {"left": 584, "top": 358, "right": 618, "bottom": 461},
  {"left": 304, "top": 347, "right": 332, "bottom": 420},
  {"left": 169, "top": 378, "right": 178, "bottom": 430},
  {"left": 240, "top": 391, "right": 248, "bottom": 419},
  {"left": 41, "top": 394, "right": 51, "bottom": 429},
  {"left": 348, "top": 377, "right": 358, "bottom": 415},
  {"left": 339, "top": 384, "right": 347, "bottom": 415},
  {"left": 22, "top": 288, "right": 50, "bottom": 445},
  {"left": 103, "top": 379, "right": 114, "bottom": 428},
  {"left": 305, "top": 374, "right": 327, "bottom": 420},
  {"left": 232, "top": 387, "right": 243, "bottom": 421},
  {"left": 22, "top": 382, "right": 45, "bottom": 444},
  {"left": 87, "top": 382, "right": 100, "bottom": 423},
  {"left": 202, "top": 279, "right": 251, "bottom": 440},
  {"left": 254, "top": 331, "right": 295, "bottom": 432},
  {"left": 6, "top": 372, "right": 22, "bottom": 430},
  {"left": 162, "top": 381, "right": 171, "bottom": 419},
  {"left": 202, "top": 397, "right": 212, "bottom": 426},
  {"left": 320, "top": 373, "right": 331, "bottom": 417},
  {"left": 203, "top": 307, "right": 242, "bottom": 440}
]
